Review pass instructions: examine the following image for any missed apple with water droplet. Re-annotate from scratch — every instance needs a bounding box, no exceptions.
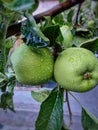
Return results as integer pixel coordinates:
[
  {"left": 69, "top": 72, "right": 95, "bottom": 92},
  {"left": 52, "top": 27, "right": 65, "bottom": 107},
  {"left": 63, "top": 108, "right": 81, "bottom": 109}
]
[
  {"left": 11, "top": 44, "right": 54, "bottom": 85},
  {"left": 54, "top": 47, "right": 98, "bottom": 92}
]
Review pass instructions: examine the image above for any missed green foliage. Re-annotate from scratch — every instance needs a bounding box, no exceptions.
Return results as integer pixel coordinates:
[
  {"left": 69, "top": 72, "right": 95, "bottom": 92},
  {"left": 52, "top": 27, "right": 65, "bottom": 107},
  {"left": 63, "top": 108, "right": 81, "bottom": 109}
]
[
  {"left": 82, "top": 107, "right": 98, "bottom": 130},
  {"left": 35, "top": 88, "right": 64, "bottom": 130},
  {"left": 0, "top": 91, "right": 14, "bottom": 111},
  {"left": 21, "top": 19, "right": 49, "bottom": 48},
  {"left": 43, "top": 24, "right": 62, "bottom": 46},
  {"left": 1, "top": 0, "right": 38, "bottom": 13},
  {"left": 0, "top": 73, "right": 15, "bottom": 111},
  {"left": 80, "top": 37, "right": 98, "bottom": 52},
  {"left": 31, "top": 88, "right": 51, "bottom": 102},
  {"left": 5, "top": 36, "right": 15, "bottom": 57},
  {"left": 53, "top": 14, "right": 65, "bottom": 26},
  {"left": 66, "top": 9, "right": 74, "bottom": 24}
]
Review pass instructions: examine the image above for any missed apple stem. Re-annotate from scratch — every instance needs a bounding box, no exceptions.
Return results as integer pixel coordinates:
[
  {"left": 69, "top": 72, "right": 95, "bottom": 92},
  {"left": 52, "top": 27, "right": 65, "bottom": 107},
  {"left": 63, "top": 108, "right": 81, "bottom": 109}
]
[
  {"left": 65, "top": 90, "right": 73, "bottom": 126},
  {"left": 84, "top": 72, "right": 91, "bottom": 80}
]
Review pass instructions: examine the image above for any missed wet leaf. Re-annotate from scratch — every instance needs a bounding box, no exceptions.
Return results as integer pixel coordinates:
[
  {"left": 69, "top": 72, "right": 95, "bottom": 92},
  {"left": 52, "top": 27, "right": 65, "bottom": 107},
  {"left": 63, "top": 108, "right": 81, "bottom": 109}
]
[
  {"left": 43, "top": 24, "right": 62, "bottom": 46},
  {"left": 2, "top": 0, "right": 38, "bottom": 13},
  {"left": 75, "top": 28, "right": 91, "bottom": 38},
  {"left": 80, "top": 37, "right": 98, "bottom": 52},
  {"left": 71, "top": 36, "right": 87, "bottom": 47},
  {"left": 21, "top": 19, "right": 49, "bottom": 48},
  {"left": 0, "top": 92, "right": 15, "bottom": 111},
  {"left": 53, "top": 14, "right": 65, "bottom": 26},
  {"left": 0, "top": 73, "right": 15, "bottom": 111},
  {"left": 67, "top": 9, "right": 74, "bottom": 23},
  {"left": 0, "top": 72, "right": 8, "bottom": 89},
  {"left": 31, "top": 88, "right": 51, "bottom": 102},
  {"left": 35, "top": 88, "right": 63, "bottom": 130},
  {"left": 81, "top": 107, "right": 98, "bottom": 130}
]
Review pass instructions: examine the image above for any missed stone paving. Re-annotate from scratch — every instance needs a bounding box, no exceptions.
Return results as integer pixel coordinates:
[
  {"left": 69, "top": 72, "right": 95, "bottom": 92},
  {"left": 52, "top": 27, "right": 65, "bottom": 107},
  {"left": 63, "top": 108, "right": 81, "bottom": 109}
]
[{"left": 0, "top": 84, "right": 98, "bottom": 130}]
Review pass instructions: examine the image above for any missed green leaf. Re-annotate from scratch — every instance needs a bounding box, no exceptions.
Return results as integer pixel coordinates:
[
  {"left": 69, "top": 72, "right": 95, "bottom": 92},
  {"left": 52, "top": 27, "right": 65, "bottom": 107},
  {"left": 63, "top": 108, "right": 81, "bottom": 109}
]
[
  {"left": 75, "top": 28, "right": 91, "bottom": 38},
  {"left": 6, "top": 92, "right": 14, "bottom": 111},
  {"left": 5, "top": 37, "right": 14, "bottom": 59},
  {"left": 0, "top": 72, "right": 15, "bottom": 111},
  {"left": 7, "top": 77, "right": 15, "bottom": 93},
  {"left": 35, "top": 88, "right": 63, "bottom": 130},
  {"left": 67, "top": 9, "right": 74, "bottom": 23},
  {"left": 31, "top": 88, "right": 51, "bottom": 103},
  {"left": 53, "top": 14, "right": 65, "bottom": 26},
  {"left": 43, "top": 24, "right": 61, "bottom": 46},
  {"left": 42, "top": 16, "right": 52, "bottom": 29},
  {"left": 0, "top": 92, "right": 15, "bottom": 111},
  {"left": 0, "top": 72, "right": 7, "bottom": 82},
  {"left": 0, "top": 72, "right": 8, "bottom": 89},
  {"left": 0, "top": 14, "right": 10, "bottom": 73},
  {"left": 21, "top": 19, "right": 49, "bottom": 48},
  {"left": 80, "top": 37, "right": 98, "bottom": 52},
  {"left": 0, "top": 1, "right": 4, "bottom": 13},
  {"left": 71, "top": 36, "right": 87, "bottom": 47},
  {"left": 81, "top": 107, "right": 98, "bottom": 130},
  {"left": 2, "top": 0, "right": 38, "bottom": 13}
]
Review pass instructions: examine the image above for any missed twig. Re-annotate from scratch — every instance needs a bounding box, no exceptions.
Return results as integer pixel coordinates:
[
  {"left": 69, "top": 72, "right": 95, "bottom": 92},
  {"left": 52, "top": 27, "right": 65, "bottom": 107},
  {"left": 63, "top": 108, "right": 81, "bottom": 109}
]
[
  {"left": 6, "top": 0, "right": 85, "bottom": 37},
  {"left": 74, "top": 3, "right": 82, "bottom": 26}
]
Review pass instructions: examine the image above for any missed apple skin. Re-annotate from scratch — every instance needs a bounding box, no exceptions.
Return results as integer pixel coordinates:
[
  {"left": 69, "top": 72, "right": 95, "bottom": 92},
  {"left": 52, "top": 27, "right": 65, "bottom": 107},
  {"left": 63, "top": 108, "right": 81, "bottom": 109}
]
[
  {"left": 11, "top": 44, "right": 54, "bottom": 85},
  {"left": 54, "top": 47, "right": 98, "bottom": 92},
  {"left": 88, "top": 20, "right": 95, "bottom": 26}
]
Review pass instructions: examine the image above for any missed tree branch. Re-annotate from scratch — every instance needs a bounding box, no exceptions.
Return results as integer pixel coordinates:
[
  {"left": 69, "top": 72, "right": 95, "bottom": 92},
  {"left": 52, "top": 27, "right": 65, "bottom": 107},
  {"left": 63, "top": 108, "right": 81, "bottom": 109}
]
[
  {"left": 74, "top": 3, "right": 82, "bottom": 26},
  {"left": 6, "top": 0, "right": 85, "bottom": 37}
]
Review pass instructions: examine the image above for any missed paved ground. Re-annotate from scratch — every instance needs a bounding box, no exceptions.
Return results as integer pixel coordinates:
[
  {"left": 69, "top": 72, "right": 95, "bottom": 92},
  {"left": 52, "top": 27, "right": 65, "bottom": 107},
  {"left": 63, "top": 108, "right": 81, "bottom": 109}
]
[
  {"left": 0, "top": 108, "right": 82, "bottom": 130},
  {"left": 0, "top": 84, "right": 98, "bottom": 130}
]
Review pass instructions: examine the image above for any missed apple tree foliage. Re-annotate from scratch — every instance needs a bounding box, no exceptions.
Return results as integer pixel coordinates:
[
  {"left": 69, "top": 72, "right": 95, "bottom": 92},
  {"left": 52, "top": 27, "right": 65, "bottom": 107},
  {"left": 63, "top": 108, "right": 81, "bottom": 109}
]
[{"left": 0, "top": 0, "right": 98, "bottom": 130}]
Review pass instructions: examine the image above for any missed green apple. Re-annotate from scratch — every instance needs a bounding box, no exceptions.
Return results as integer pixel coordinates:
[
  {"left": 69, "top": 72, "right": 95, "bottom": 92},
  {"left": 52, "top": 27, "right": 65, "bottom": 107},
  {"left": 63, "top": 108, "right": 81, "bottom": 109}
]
[
  {"left": 60, "top": 25, "right": 73, "bottom": 48},
  {"left": 88, "top": 20, "right": 95, "bottom": 27},
  {"left": 54, "top": 47, "right": 98, "bottom": 92},
  {"left": 11, "top": 44, "right": 54, "bottom": 85}
]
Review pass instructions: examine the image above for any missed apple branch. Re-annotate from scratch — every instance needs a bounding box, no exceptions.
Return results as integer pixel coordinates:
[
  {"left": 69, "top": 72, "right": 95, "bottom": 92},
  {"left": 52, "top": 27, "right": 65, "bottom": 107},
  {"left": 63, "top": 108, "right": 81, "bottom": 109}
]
[
  {"left": 74, "top": 3, "right": 82, "bottom": 26},
  {"left": 6, "top": 0, "right": 85, "bottom": 38}
]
